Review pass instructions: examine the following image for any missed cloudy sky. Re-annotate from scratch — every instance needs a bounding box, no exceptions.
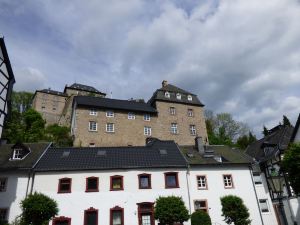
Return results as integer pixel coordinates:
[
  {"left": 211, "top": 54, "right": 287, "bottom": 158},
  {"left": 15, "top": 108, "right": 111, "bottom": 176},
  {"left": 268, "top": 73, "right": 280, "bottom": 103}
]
[{"left": 1, "top": 0, "right": 300, "bottom": 136}]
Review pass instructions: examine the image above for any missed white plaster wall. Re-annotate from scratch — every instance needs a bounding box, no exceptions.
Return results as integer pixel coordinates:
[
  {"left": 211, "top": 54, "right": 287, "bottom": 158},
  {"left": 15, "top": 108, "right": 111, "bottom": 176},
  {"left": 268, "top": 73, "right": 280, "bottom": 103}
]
[
  {"left": 188, "top": 166, "right": 266, "bottom": 225},
  {"left": 33, "top": 168, "right": 190, "bottom": 225},
  {"left": 255, "top": 173, "right": 279, "bottom": 225},
  {"left": 0, "top": 172, "right": 31, "bottom": 222}
]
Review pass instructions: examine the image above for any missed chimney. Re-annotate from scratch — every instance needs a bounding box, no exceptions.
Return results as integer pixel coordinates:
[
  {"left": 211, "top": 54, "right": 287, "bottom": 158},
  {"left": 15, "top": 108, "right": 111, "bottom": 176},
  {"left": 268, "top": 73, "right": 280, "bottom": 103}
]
[
  {"left": 195, "top": 137, "right": 205, "bottom": 155},
  {"left": 162, "top": 80, "right": 168, "bottom": 87}
]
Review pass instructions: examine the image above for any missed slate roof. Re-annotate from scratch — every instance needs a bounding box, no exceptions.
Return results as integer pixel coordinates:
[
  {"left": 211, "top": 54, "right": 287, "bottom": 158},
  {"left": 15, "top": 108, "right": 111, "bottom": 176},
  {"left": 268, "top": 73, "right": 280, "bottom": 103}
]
[
  {"left": 35, "top": 139, "right": 187, "bottom": 171},
  {"left": 245, "top": 125, "right": 294, "bottom": 161},
  {"left": 74, "top": 96, "right": 157, "bottom": 113},
  {"left": 148, "top": 84, "right": 204, "bottom": 106},
  {"left": 65, "top": 83, "right": 106, "bottom": 95},
  {"left": 290, "top": 113, "right": 300, "bottom": 143},
  {"left": 36, "top": 89, "right": 68, "bottom": 97},
  {"left": 179, "top": 145, "right": 252, "bottom": 165},
  {"left": 0, "top": 143, "right": 51, "bottom": 171}
]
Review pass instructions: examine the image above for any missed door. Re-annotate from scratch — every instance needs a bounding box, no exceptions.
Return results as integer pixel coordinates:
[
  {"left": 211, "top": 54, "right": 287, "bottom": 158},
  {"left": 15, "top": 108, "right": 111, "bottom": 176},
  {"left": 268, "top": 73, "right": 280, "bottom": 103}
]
[{"left": 137, "top": 202, "right": 155, "bottom": 225}]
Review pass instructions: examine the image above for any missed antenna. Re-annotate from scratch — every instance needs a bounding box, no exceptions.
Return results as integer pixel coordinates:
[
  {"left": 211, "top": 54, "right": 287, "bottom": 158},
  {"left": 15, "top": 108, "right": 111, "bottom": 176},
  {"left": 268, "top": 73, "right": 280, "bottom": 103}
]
[{"left": 110, "top": 91, "right": 112, "bottom": 99}]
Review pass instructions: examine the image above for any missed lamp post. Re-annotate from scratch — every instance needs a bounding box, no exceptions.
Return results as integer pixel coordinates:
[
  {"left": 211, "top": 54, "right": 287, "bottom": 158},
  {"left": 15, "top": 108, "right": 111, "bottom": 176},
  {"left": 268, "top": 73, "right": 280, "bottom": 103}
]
[{"left": 267, "top": 171, "right": 288, "bottom": 225}]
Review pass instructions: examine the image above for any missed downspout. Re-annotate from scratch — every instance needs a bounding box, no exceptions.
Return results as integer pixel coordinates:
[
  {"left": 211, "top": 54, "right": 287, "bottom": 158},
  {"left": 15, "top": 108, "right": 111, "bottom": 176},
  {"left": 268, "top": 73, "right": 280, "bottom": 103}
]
[
  {"left": 249, "top": 164, "right": 265, "bottom": 225},
  {"left": 186, "top": 165, "right": 192, "bottom": 214},
  {"left": 25, "top": 170, "right": 32, "bottom": 197}
]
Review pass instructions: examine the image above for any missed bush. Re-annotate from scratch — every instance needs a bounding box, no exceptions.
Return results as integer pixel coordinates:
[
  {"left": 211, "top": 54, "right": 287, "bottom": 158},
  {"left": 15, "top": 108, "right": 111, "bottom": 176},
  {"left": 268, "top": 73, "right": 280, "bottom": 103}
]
[
  {"left": 191, "top": 210, "right": 212, "bottom": 225},
  {"left": 220, "top": 195, "right": 251, "bottom": 225}
]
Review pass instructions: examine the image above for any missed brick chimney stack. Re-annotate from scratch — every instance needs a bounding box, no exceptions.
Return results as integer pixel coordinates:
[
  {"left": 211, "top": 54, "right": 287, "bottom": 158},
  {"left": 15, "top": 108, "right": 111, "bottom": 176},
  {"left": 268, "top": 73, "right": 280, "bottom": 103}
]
[{"left": 162, "top": 80, "right": 168, "bottom": 87}]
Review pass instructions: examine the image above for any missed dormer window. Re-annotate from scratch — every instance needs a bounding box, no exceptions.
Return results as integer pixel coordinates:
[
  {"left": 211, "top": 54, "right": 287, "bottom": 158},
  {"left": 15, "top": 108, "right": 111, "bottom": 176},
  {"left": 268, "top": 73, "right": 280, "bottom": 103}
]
[
  {"left": 176, "top": 93, "right": 181, "bottom": 100},
  {"left": 13, "top": 149, "right": 23, "bottom": 160},
  {"left": 187, "top": 95, "right": 193, "bottom": 101},
  {"left": 165, "top": 91, "right": 170, "bottom": 98},
  {"left": 11, "top": 144, "right": 31, "bottom": 160}
]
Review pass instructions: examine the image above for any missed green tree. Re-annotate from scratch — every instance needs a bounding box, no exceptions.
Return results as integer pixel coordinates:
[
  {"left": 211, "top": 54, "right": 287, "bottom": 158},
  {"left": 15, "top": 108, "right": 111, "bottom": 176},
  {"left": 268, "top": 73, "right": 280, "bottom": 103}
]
[
  {"left": 236, "top": 132, "right": 257, "bottom": 150},
  {"left": 20, "top": 192, "right": 58, "bottom": 225},
  {"left": 2, "top": 110, "right": 25, "bottom": 143},
  {"left": 282, "top": 143, "right": 300, "bottom": 195},
  {"left": 263, "top": 126, "right": 268, "bottom": 137},
  {"left": 220, "top": 195, "right": 251, "bottom": 225},
  {"left": 282, "top": 115, "right": 292, "bottom": 126},
  {"left": 45, "top": 124, "right": 73, "bottom": 147},
  {"left": 23, "top": 109, "right": 45, "bottom": 142},
  {"left": 11, "top": 91, "right": 34, "bottom": 113},
  {"left": 191, "top": 210, "right": 212, "bottom": 225},
  {"left": 154, "top": 196, "right": 189, "bottom": 225}
]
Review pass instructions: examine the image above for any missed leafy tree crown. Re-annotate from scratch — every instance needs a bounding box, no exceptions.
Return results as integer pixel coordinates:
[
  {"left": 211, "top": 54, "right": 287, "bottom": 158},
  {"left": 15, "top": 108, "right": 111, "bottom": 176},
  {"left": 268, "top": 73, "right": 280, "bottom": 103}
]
[{"left": 191, "top": 210, "right": 212, "bottom": 225}]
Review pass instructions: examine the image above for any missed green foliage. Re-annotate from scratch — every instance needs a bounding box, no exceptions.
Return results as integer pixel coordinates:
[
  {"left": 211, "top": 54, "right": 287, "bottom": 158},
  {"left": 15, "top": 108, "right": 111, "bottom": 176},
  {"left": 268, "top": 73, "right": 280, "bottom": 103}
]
[
  {"left": 45, "top": 124, "right": 73, "bottom": 147},
  {"left": 2, "top": 110, "right": 25, "bottom": 143},
  {"left": 191, "top": 210, "right": 212, "bottom": 225},
  {"left": 23, "top": 109, "right": 45, "bottom": 142},
  {"left": 20, "top": 192, "right": 58, "bottom": 225},
  {"left": 282, "top": 143, "right": 300, "bottom": 195},
  {"left": 236, "top": 132, "right": 257, "bottom": 150},
  {"left": 282, "top": 115, "right": 292, "bottom": 126},
  {"left": 263, "top": 126, "right": 268, "bottom": 137},
  {"left": 220, "top": 195, "right": 251, "bottom": 225},
  {"left": 11, "top": 91, "right": 34, "bottom": 113},
  {"left": 154, "top": 196, "right": 189, "bottom": 225}
]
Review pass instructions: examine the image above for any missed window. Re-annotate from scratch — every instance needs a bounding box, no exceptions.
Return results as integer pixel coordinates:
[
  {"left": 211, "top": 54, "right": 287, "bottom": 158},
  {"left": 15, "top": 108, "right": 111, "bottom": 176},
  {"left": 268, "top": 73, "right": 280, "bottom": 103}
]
[
  {"left": 169, "top": 107, "right": 176, "bottom": 115},
  {"left": 144, "top": 126, "right": 151, "bottom": 136},
  {"left": 41, "top": 106, "right": 46, "bottom": 110},
  {"left": 165, "top": 91, "right": 170, "bottom": 98},
  {"left": 110, "top": 206, "right": 124, "bottom": 225},
  {"left": 110, "top": 176, "right": 123, "bottom": 191},
  {"left": 89, "top": 143, "right": 96, "bottom": 147},
  {"left": 58, "top": 178, "right": 72, "bottom": 193},
  {"left": 253, "top": 172, "right": 262, "bottom": 185},
  {"left": 176, "top": 93, "right": 181, "bottom": 100},
  {"left": 259, "top": 199, "right": 269, "bottom": 213},
  {"left": 188, "top": 109, "right": 194, "bottom": 117},
  {"left": 0, "top": 208, "right": 8, "bottom": 222},
  {"left": 106, "top": 123, "right": 115, "bottom": 133},
  {"left": 190, "top": 125, "right": 196, "bottom": 136},
  {"left": 128, "top": 112, "right": 135, "bottom": 120},
  {"left": 144, "top": 114, "right": 151, "bottom": 121},
  {"left": 187, "top": 95, "right": 193, "bottom": 101},
  {"left": 52, "top": 107, "right": 56, "bottom": 111},
  {"left": 52, "top": 216, "right": 71, "bottom": 225},
  {"left": 90, "top": 109, "right": 97, "bottom": 116},
  {"left": 0, "top": 178, "right": 7, "bottom": 192},
  {"left": 84, "top": 208, "right": 98, "bottom": 225},
  {"left": 138, "top": 174, "right": 151, "bottom": 189},
  {"left": 106, "top": 111, "right": 114, "bottom": 117},
  {"left": 223, "top": 174, "right": 234, "bottom": 188},
  {"left": 164, "top": 172, "right": 179, "bottom": 188},
  {"left": 86, "top": 177, "right": 99, "bottom": 192},
  {"left": 194, "top": 200, "right": 208, "bottom": 212},
  {"left": 196, "top": 176, "right": 207, "bottom": 189},
  {"left": 171, "top": 123, "right": 178, "bottom": 134},
  {"left": 89, "top": 121, "right": 97, "bottom": 132},
  {"left": 12, "top": 148, "right": 23, "bottom": 160}
]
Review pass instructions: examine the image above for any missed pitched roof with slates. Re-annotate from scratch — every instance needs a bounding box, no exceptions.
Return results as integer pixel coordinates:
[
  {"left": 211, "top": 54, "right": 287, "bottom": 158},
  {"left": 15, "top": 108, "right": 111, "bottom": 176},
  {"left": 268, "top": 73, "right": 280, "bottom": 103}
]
[
  {"left": 65, "top": 83, "right": 106, "bottom": 95},
  {"left": 34, "top": 140, "right": 187, "bottom": 171},
  {"left": 74, "top": 96, "right": 157, "bottom": 113},
  {"left": 36, "top": 89, "right": 68, "bottom": 97}
]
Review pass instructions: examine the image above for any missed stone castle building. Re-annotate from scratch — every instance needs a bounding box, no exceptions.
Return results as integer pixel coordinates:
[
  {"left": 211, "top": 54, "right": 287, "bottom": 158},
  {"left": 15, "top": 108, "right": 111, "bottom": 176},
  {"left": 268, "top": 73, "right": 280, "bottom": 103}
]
[
  {"left": 71, "top": 81, "right": 208, "bottom": 147},
  {"left": 32, "top": 83, "right": 106, "bottom": 125}
]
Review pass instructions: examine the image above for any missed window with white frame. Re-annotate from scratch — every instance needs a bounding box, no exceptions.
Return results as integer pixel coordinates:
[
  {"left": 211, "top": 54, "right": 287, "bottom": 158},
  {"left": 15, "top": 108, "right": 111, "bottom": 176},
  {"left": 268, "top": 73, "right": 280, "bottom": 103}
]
[
  {"left": 106, "top": 123, "right": 114, "bottom": 132},
  {"left": 128, "top": 112, "right": 135, "bottom": 120},
  {"left": 190, "top": 125, "right": 196, "bottom": 136},
  {"left": 144, "top": 114, "right": 151, "bottom": 121},
  {"left": 196, "top": 176, "right": 207, "bottom": 189},
  {"left": 90, "top": 108, "right": 97, "bottom": 116},
  {"left": 144, "top": 126, "right": 151, "bottom": 136},
  {"left": 165, "top": 91, "right": 170, "bottom": 98},
  {"left": 194, "top": 200, "right": 208, "bottom": 212},
  {"left": 0, "top": 178, "right": 7, "bottom": 192},
  {"left": 259, "top": 199, "right": 269, "bottom": 213},
  {"left": 89, "top": 121, "right": 97, "bottom": 131},
  {"left": 12, "top": 148, "right": 23, "bottom": 160},
  {"left": 223, "top": 174, "right": 233, "bottom": 188},
  {"left": 176, "top": 93, "right": 181, "bottom": 100},
  {"left": 171, "top": 123, "right": 178, "bottom": 134},
  {"left": 169, "top": 107, "right": 176, "bottom": 115},
  {"left": 253, "top": 172, "right": 262, "bottom": 185},
  {"left": 188, "top": 95, "right": 193, "bottom": 101},
  {"left": 106, "top": 111, "right": 114, "bottom": 117},
  {"left": 188, "top": 109, "right": 194, "bottom": 117}
]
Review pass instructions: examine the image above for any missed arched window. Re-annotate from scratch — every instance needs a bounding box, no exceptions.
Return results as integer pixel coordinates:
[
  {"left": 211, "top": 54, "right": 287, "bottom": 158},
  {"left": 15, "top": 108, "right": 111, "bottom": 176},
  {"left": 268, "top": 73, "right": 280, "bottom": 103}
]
[
  {"left": 176, "top": 93, "right": 181, "bottom": 100},
  {"left": 187, "top": 95, "right": 193, "bottom": 101},
  {"left": 165, "top": 92, "right": 170, "bottom": 98}
]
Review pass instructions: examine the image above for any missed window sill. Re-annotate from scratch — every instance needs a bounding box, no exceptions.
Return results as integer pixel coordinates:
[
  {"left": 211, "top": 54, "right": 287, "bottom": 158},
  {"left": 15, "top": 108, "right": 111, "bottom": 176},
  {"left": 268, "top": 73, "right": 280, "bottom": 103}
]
[
  {"left": 165, "top": 186, "right": 180, "bottom": 189},
  {"left": 88, "top": 130, "right": 98, "bottom": 132},
  {"left": 85, "top": 189, "right": 99, "bottom": 192},
  {"left": 106, "top": 131, "right": 115, "bottom": 134},
  {"left": 57, "top": 191, "right": 71, "bottom": 194},
  {"left": 110, "top": 188, "right": 124, "bottom": 191}
]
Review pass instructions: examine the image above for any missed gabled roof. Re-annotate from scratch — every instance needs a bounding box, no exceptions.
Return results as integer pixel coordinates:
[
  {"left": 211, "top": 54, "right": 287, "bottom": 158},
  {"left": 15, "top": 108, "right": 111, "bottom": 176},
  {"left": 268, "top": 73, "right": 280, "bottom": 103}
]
[
  {"left": 179, "top": 145, "right": 252, "bottom": 165},
  {"left": 245, "top": 125, "right": 294, "bottom": 161},
  {"left": 36, "top": 89, "right": 68, "bottom": 97},
  {"left": 290, "top": 113, "right": 300, "bottom": 143},
  {"left": 35, "top": 139, "right": 187, "bottom": 171},
  {"left": 148, "top": 84, "right": 204, "bottom": 106},
  {"left": 0, "top": 142, "right": 51, "bottom": 171},
  {"left": 64, "top": 83, "right": 106, "bottom": 95},
  {"left": 74, "top": 96, "right": 157, "bottom": 113}
]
